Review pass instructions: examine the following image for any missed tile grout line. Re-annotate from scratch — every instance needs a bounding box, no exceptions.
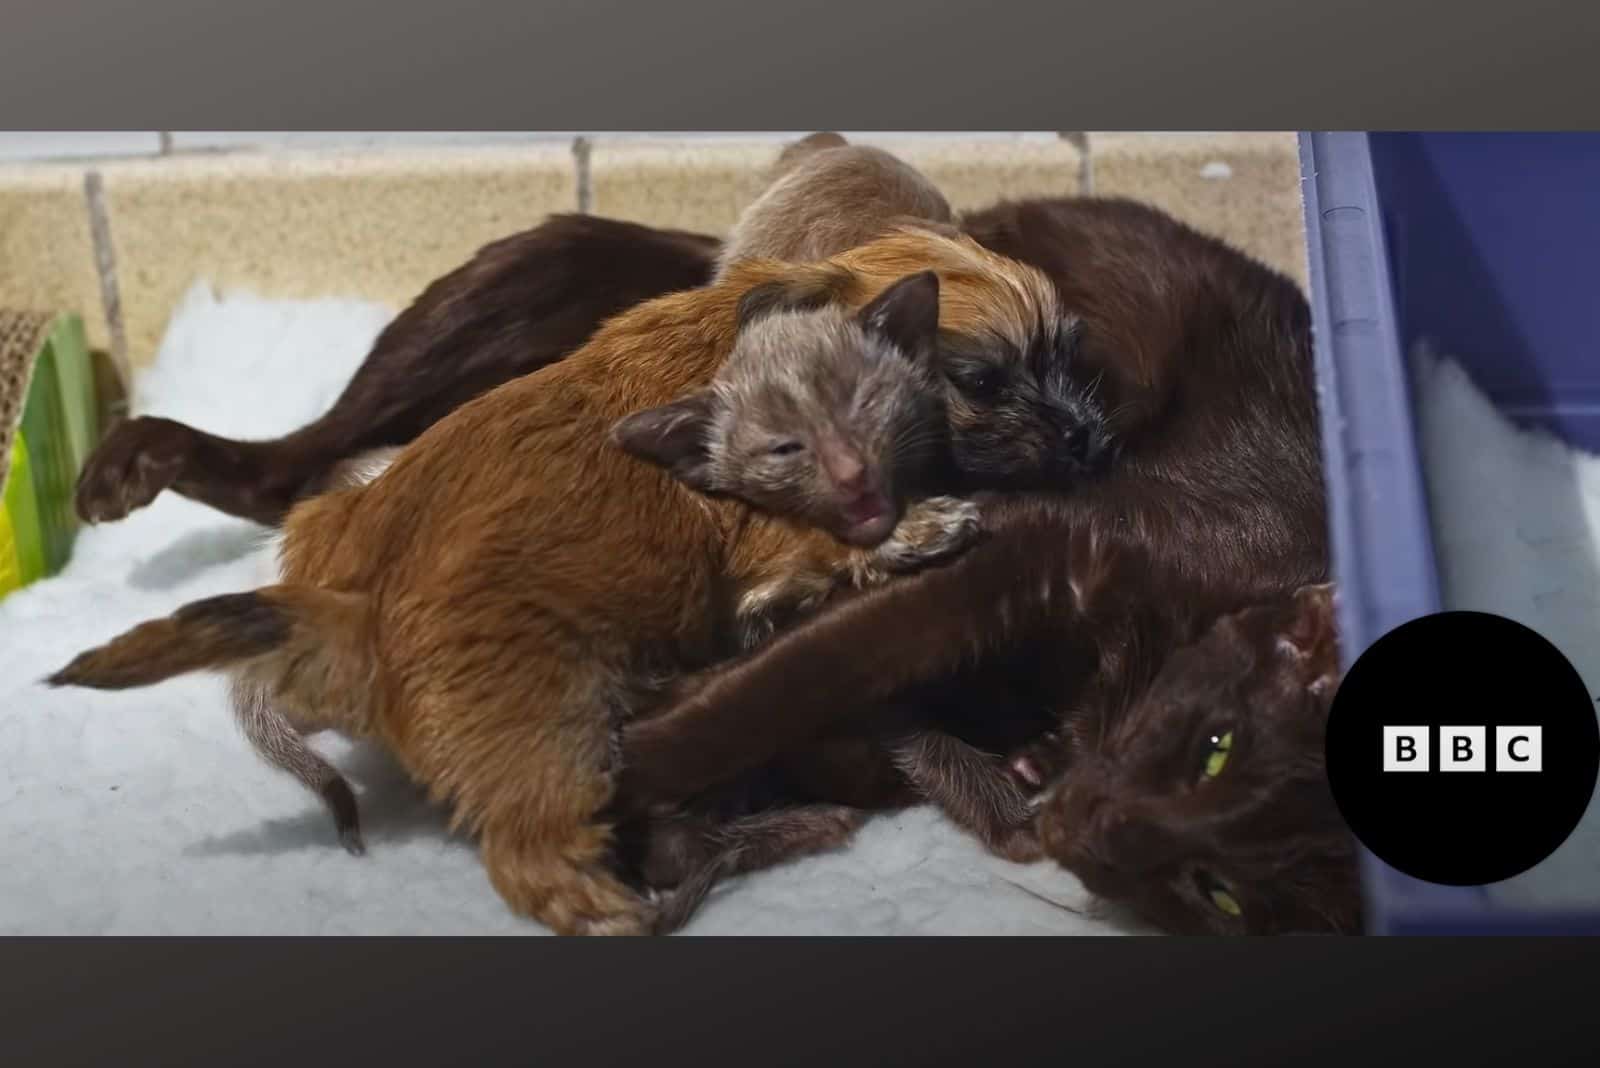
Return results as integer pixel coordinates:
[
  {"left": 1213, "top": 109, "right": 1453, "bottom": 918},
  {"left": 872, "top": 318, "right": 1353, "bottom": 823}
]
[
  {"left": 572, "top": 136, "right": 592, "bottom": 213},
  {"left": 81, "top": 170, "right": 129, "bottom": 390}
]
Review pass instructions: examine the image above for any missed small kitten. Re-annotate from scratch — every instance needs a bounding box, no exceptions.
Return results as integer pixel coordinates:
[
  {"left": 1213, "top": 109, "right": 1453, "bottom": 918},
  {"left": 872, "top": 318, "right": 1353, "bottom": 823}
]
[
  {"left": 615, "top": 270, "right": 980, "bottom": 648},
  {"left": 618, "top": 269, "right": 947, "bottom": 546}
]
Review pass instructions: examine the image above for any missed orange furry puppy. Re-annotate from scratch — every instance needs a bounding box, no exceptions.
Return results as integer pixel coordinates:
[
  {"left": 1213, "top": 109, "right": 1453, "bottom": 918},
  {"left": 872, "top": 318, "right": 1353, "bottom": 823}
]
[{"left": 46, "top": 227, "right": 1067, "bottom": 935}]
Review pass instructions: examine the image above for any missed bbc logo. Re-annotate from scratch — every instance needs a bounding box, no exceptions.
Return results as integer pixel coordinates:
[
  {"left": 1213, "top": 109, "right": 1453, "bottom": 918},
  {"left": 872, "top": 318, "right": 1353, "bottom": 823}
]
[{"left": 1382, "top": 726, "right": 1543, "bottom": 772}]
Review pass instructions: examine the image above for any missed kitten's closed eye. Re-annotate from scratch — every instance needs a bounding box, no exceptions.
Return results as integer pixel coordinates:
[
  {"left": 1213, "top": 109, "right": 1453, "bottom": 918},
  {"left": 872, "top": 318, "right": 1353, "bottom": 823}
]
[{"left": 768, "top": 441, "right": 805, "bottom": 457}]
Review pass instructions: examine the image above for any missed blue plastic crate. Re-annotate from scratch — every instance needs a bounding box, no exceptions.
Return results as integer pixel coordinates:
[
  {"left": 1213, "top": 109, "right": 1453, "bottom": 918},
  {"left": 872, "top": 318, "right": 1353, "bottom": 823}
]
[{"left": 1300, "top": 131, "right": 1600, "bottom": 935}]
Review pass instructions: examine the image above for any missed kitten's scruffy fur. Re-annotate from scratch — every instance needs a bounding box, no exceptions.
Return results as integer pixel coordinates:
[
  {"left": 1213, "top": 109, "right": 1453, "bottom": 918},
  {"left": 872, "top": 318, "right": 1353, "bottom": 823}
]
[
  {"left": 46, "top": 228, "right": 1069, "bottom": 936},
  {"left": 617, "top": 270, "right": 952, "bottom": 552},
  {"left": 622, "top": 134, "right": 958, "bottom": 551}
]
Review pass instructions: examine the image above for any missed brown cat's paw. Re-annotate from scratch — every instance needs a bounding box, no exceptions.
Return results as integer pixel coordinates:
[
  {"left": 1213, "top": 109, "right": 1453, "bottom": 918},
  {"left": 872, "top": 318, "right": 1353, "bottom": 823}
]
[
  {"left": 876, "top": 496, "right": 983, "bottom": 572},
  {"left": 75, "top": 416, "right": 194, "bottom": 523}
]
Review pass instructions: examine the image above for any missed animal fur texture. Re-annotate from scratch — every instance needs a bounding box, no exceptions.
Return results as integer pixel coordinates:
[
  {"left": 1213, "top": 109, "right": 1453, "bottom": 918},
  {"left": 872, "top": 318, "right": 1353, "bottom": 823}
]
[
  {"left": 73, "top": 144, "right": 1107, "bottom": 529},
  {"left": 714, "top": 132, "right": 954, "bottom": 276},
  {"left": 616, "top": 199, "right": 1354, "bottom": 935},
  {"left": 48, "top": 226, "right": 1075, "bottom": 936}
]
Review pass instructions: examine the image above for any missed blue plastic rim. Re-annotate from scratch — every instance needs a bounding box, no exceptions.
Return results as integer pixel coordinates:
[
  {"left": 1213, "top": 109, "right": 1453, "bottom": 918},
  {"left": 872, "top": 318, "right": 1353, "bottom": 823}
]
[
  {"left": 1299, "top": 132, "right": 1600, "bottom": 935},
  {"left": 1368, "top": 133, "right": 1600, "bottom": 452}
]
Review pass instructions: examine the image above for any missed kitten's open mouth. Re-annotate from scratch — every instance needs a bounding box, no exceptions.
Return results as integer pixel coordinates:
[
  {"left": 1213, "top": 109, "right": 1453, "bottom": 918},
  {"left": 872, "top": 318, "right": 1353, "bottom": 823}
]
[{"left": 840, "top": 491, "right": 893, "bottom": 545}]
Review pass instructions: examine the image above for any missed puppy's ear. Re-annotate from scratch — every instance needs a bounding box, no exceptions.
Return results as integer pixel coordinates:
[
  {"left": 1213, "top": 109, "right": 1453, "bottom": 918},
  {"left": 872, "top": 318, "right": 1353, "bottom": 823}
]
[
  {"left": 857, "top": 270, "right": 940, "bottom": 364},
  {"left": 611, "top": 389, "right": 721, "bottom": 493},
  {"left": 735, "top": 273, "right": 846, "bottom": 332}
]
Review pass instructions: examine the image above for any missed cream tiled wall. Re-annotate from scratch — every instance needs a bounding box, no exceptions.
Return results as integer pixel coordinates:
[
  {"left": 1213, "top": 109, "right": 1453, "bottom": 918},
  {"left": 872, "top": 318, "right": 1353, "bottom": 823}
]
[
  {"left": 0, "top": 166, "right": 107, "bottom": 352},
  {"left": 98, "top": 147, "right": 577, "bottom": 372},
  {"left": 0, "top": 132, "right": 1307, "bottom": 381}
]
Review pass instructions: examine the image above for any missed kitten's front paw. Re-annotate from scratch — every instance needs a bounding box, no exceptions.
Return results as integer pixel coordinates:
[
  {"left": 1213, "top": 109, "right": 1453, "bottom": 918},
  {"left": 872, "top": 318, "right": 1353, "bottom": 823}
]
[{"left": 877, "top": 496, "right": 983, "bottom": 572}]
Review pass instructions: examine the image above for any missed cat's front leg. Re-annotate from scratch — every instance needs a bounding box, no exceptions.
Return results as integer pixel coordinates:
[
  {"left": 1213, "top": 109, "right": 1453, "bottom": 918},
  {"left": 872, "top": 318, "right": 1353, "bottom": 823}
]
[{"left": 890, "top": 729, "right": 1045, "bottom": 863}]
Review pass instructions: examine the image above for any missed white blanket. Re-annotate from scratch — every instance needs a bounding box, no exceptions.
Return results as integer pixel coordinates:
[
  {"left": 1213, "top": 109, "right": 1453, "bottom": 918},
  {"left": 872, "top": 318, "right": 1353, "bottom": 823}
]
[
  {"left": 0, "top": 283, "right": 1122, "bottom": 935},
  {"left": 1413, "top": 349, "right": 1600, "bottom": 910}
]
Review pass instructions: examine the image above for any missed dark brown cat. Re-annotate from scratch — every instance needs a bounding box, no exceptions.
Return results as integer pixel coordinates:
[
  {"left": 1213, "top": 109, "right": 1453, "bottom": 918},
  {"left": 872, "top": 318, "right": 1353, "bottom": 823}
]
[
  {"left": 613, "top": 200, "right": 1354, "bottom": 934},
  {"left": 69, "top": 192, "right": 1349, "bottom": 932},
  {"left": 75, "top": 214, "right": 722, "bottom": 526},
  {"left": 1030, "top": 583, "right": 1354, "bottom": 934},
  {"left": 602, "top": 498, "right": 1354, "bottom": 934}
]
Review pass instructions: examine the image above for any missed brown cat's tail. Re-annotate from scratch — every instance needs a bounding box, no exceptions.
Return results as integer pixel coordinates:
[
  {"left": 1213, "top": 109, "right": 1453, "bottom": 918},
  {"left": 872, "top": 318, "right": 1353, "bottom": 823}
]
[{"left": 45, "top": 585, "right": 372, "bottom": 855}]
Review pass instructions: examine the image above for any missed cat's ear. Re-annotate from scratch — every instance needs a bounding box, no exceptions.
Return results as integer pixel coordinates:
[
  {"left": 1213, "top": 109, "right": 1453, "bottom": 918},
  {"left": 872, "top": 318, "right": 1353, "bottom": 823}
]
[
  {"left": 736, "top": 271, "right": 848, "bottom": 332},
  {"left": 1279, "top": 582, "right": 1336, "bottom": 656},
  {"left": 857, "top": 270, "right": 940, "bottom": 364},
  {"left": 611, "top": 389, "right": 721, "bottom": 493},
  {"left": 1275, "top": 582, "right": 1339, "bottom": 696}
]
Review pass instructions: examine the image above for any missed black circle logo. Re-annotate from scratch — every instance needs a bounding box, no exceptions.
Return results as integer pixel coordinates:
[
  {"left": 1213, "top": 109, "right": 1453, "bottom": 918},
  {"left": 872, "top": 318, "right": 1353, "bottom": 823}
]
[{"left": 1325, "top": 610, "right": 1600, "bottom": 887}]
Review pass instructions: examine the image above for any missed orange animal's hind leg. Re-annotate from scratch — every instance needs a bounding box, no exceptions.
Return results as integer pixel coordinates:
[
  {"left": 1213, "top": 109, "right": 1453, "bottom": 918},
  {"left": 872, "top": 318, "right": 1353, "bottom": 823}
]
[
  {"left": 407, "top": 676, "right": 656, "bottom": 936},
  {"left": 480, "top": 817, "right": 656, "bottom": 936}
]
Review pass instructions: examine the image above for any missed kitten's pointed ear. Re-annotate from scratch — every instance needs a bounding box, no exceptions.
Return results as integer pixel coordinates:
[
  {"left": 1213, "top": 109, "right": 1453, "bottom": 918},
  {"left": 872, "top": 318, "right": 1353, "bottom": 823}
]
[
  {"left": 858, "top": 270, "right": 940, "bottom": 363},
  {"left": 610, "top": 390, "right": 721, "bottom": 493}
]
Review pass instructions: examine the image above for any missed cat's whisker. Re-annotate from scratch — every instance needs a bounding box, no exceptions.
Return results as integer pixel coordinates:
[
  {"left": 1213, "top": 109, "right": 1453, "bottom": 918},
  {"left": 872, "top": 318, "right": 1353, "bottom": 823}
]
[{"left": 995, "top": 876, "right": 1088, "bottom": 918}]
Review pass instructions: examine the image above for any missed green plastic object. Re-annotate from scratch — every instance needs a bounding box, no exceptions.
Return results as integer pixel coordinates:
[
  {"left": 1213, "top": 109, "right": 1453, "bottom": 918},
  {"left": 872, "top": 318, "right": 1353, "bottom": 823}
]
[{"left": 0, "top": 313, "right": 101, "bottom": 601}]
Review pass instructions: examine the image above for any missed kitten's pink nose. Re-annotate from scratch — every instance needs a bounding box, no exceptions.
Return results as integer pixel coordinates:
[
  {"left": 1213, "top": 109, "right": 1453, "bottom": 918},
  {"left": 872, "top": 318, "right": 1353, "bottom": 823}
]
[{"left": 829, "top": 453, "right": 867, "bottom": 493}]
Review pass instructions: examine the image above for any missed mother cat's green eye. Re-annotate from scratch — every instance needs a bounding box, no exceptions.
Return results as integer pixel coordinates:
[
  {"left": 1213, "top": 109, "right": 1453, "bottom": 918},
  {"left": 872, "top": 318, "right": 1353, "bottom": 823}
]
[
  {"left": 1202, "top": 730, "right": 1233, "bottom": 779},
  {"left": 1209, "top": 887, "right": 1242, "bottom": 916},
  {"left": 1195, "top": 871, "right": 1243, "bottom": 918}
]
